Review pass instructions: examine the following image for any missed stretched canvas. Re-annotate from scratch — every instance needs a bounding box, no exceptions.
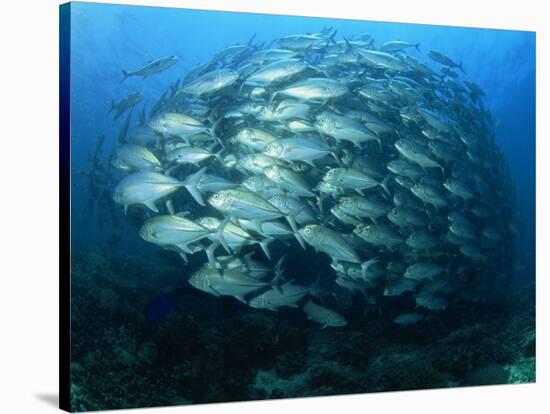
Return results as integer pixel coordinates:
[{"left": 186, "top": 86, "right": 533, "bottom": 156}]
[{"left": 59, "top": 2, "right": 536, "bottom": 412}]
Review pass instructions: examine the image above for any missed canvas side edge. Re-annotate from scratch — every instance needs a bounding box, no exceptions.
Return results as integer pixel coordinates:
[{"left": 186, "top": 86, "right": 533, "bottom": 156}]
[{"left": 59, "top": 2, "right": 72, "bottom": 412}]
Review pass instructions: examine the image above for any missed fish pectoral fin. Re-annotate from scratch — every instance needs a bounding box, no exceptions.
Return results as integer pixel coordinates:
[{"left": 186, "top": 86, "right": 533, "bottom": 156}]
[
  {"left": 271, "top": 267, "right": 284, "bottom": 294},
  {"left": 144, "top": 200, "right": 159, "bottom": 212},
  {"left": 330, "top": 151, "right": 342, "bottom": 165},
  {"left": 259, "top": 237, "right": 274, "bottom": 261},
  {"left": 361, "top": 260, "right": 378, "bottom": 280},
  {"left": 285, "top": 205, "right": 306, "bottom": 235},
  {"left": 166, "top": 199, "right": 175, "bottom": 215},
  {"left": 184, "top": 167, "right": 207, "bottom": 206},
  {"left": 246, "top": 218, "right": 264, "bottom": 233},
  {"left": 209, "top": 287, "right": 222, "bottom": 297},
  {"left": 294, "top": 231, "right": 306, "bottom": 250},
  {"left": 176, "top": 243, "right": 194, "bottom": 254},
  {"left": 216, "top": 218, "right": 232, "bottom": 255},
  {"left": 234, "top": 296, "right": 248, "bottom": 305},
  {"left": 205, "top": 241, "right": 220, "bottom": 268},
  {"left": 380, "top": 177, "right": 392, "bottom": 198}
]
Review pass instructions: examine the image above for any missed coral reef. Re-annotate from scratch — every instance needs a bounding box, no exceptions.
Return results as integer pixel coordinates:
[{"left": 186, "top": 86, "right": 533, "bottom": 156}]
[{"left": 69, "top": 250, "right": 535, "bottom": 411}]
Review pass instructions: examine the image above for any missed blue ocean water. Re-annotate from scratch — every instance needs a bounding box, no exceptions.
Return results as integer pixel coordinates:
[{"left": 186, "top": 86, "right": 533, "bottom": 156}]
[
  {"left": 66, "top": 2, "right": 536, "bottom": 411},
  {"left": 70, "top": 2, "right": 535, "bottom": 268}
]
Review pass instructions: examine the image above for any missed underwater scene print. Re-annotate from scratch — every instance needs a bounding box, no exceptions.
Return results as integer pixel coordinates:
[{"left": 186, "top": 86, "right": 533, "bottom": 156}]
[{"left": 66, "top": 2, "right": 536, "bottom": 411}]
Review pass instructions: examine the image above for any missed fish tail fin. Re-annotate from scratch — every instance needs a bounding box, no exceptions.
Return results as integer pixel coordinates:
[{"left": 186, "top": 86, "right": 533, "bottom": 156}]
[
  {"left": 306, "top": 198, "right": 319, "bottom": 216},
  {"left": 209, "top": 117, "right": 224, "bottom": 148},
  {"left": 308, "top": 273, "right": 322, "bottom": 297},
  {"left": 271, "top": 255, "right": 286, "bottom": 293},
  {"left": 139, "top": 107, "right": 146, "bottom": 126},
  {"left": 268, "top": 91, "right": 279, "bottom": 107},
  {"left": 259, "top": 237, "right": 274, "bottom": 261},
  {"left": 238, "top": 80, "right": 248, "bottom": 97},
  {"left": 376, "top": 137, "right": 383, "bottom": 152},
  {"left": 183, "top": 166, "right": 207, "bottom": 206},
  {"left": 216, "top": 218, "right": 232, "bottom": 255},
  {"left": 285, "top": 206, "right": 307, "bottom": 232},
  {"left": 343, "top": 36, "right": 352, "bottom": 51},
  {"left": 360, "top": 261, "right": 373, "bottom": 280},
  {"left": 169, "top": 84, "right": 178, "bottom": 99},
  {"left": 294, "top": 230, "right": 306, "bottom": 250},
  {"left": 329, "top": 29, "right": 337, "bottom": 44},
  {"left": 361, "top": 259, "right": 378, "bottom": 280},
  {"left": 274, "top": 254, "right": 286, "bottom": 277},
  {"left": 283, "top": 212, "right": 305, "bottom": 250},
  {"left": 165, "top": 199, "right": 175, "bottom": 215},
  {"left": 164, "top": 164, "right": 181, "bottom": 177},
  {"left": 107, "top": 100, "right": 115, "bottom": 115},
  {"left": 285, "top": 213, "right": 298, "bottom": 234},
  {"left": 205, "top": 241, "right": 220, "bottom": 268},
  {"left": 285, "top": 206, "right": 307, "bottom": 249},
  {"left": 415, "top": 43, "right": 421, "bottom": 53},
  {"left": 315, "top": 67, "right": 331, "bottom": 79},
  {"left": 316, "top": 195, "right": 325, "bottom": 216},
  {"left": 214, "top": 148, "right": 225, "bottom": 163},
  {"left": 380, "top": 176, "right": 392, "bottom": 198},
  {"left": 121, "top": 70, "right": 130, "bottom": 83}
]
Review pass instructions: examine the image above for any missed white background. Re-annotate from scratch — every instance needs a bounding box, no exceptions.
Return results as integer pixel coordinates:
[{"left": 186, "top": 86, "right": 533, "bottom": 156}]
[{"left": 0, "top": 0, "right": 547, "bottom": 413}]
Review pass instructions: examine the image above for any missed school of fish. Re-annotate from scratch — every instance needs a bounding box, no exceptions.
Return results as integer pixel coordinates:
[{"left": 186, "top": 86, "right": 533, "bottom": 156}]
[{"left": 109, "top": 27, "right": 519, "bottom": 328}]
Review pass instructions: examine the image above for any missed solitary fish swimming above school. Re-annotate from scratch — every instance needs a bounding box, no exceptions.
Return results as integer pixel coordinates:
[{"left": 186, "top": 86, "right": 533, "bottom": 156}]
[{"left": 122, "top": 55, "right": 178, "bottom": 82}]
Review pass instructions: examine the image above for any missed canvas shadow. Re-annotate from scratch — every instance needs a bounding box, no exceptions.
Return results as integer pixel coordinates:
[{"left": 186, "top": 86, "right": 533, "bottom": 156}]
[{"left": 35, "top": 393, "right": 58, "bottom": 408}]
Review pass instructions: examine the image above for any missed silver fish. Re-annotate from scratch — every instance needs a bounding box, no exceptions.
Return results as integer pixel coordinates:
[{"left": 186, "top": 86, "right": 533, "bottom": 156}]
[
  {"left": 315, "top": 111, "right": 380, "bottom": 148},
  {"left": 113, "top": 172, "right": 185, "bottom": 213},
  {"left": 354, "top": 223, "right": 403, "bottom": 249},
  {"left": 275, "top": 78, "right": 347, "bottom": 101},
  {"left": 188, "top": 265, "right": 271, "bottom": 302},
  {"left": 139, "top": 215, "right": 212, "bottom": 254},
  {"left": 111, "top": 144, "right": 162, "bottom": 172},
  {"left": 303, "top": 300, "right": 348, "bottom": 328},
  {"left": 394, "top": 312, "right": 424, "bottom": 325},
  {"left": 248, "top": 281, "right": 309, "bottom": 310},
  {"left": 121, "top": 56, "right": 177, "bottom": 81},
  {"left": 381, "top": 40, "right": 420, "bottom": 53},
  {"left": 404, "top": 262, "right": 444, "bottom": 281},
  {"left": 179, "top": 69, "right": 239, "bottom": 96}
]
